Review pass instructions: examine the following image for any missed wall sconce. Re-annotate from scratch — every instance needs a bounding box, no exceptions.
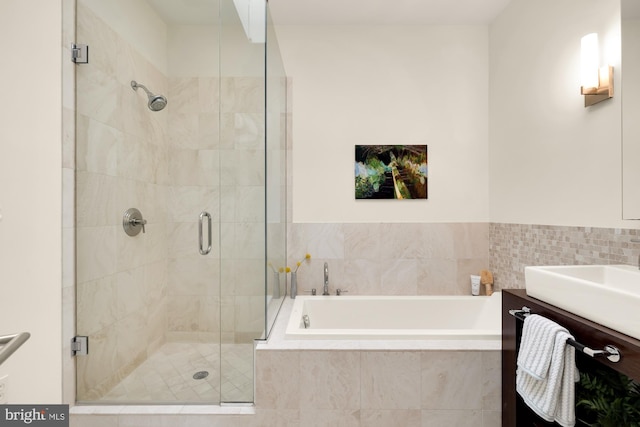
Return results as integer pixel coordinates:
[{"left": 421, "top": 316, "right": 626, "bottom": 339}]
[{"left": 580, "top": 33, "right": 613, "bottom": 107}]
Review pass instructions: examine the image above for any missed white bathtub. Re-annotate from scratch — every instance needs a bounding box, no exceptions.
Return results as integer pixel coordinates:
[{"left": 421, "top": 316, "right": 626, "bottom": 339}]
[{"left": 285, "top": 292, "right": 502, "bottom": 340}]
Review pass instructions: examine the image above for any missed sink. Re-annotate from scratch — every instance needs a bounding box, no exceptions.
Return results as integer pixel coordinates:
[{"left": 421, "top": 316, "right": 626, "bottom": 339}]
[{"left": 525, "top": 265, "right": 640, "bottom": 340}]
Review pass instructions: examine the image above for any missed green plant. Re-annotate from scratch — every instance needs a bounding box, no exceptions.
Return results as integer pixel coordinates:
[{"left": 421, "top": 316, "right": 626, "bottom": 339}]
[{"left": 576, "top": 366, "right": 640, "bottom": 427}]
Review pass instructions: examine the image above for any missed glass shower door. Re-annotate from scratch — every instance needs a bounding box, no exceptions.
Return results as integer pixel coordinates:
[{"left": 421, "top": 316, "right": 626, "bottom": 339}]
[
  {"left": 218, "top": 0, "right": 267, "bottom": 403},
  {"left": 74, "top": 0, "right": 284, "bottom": 405},
  {"left": 74, "top": 0, "right": 224, "bottom": 404}
]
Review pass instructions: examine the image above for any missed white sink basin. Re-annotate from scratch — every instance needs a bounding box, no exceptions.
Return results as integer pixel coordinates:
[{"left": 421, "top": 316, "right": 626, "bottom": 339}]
[{"left": 525, "top": 265, "right": 640, "bottom": 340}]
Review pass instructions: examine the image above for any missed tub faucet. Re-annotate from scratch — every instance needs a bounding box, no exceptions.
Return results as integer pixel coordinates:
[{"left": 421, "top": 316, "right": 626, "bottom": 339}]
[{"left": 323, "top": 262, "right": 330, "bottom": 295}]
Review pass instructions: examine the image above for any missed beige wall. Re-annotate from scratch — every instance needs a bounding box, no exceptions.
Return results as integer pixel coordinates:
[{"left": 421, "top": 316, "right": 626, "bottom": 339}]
[
  {"left": 0, "top": 0, "right": 62, "bottom": 403},
  {"left": 275, "top": 25, "right": 490, "bottom": 223},
  {"left": 489, "top": 0, "right": 630, "bottom": 228}
]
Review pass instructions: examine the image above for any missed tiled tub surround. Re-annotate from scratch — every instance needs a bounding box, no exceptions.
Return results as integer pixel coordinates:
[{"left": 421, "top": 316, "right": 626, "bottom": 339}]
[
  {"left": 489, "top": 223, "right": 640, "bottom": 289},
  {"left": 287, "top": 223, "right": 490, "bottom": 297},
  {"left": 71, "top": 299, "right": 501, "bottom": 427}
]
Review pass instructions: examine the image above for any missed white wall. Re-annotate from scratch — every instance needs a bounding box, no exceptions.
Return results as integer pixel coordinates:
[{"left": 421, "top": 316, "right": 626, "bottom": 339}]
[
  {"left": 275, "top": 25, "right": 490, "bottom": 223},
  {"left": 489, "top": 0, "right": 630, "bottom": 228},
  {"left": 0, "top": 0, "right": 62, "bottom": 403}
]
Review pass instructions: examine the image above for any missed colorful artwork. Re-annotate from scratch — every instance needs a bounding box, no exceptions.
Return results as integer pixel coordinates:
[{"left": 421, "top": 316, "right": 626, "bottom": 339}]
[{"left": 355, "top": 145, "right": 428, "bottom": 200}]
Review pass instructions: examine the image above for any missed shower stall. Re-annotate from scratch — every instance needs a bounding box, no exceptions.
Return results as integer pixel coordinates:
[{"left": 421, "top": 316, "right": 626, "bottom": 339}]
[{"left": 73, "top": 0, "right": 287, "bottom": 404}]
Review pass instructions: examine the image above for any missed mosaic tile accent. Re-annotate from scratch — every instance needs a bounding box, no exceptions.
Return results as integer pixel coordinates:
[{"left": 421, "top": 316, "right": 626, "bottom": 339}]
[{"left": 489, "top": 223, "right": 640, "bottom": 289}]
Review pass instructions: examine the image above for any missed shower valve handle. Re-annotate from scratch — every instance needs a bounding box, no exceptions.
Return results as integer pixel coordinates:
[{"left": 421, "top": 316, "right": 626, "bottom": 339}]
[{"left": 130, "top": 218, "right": 147, "bottom": 233}]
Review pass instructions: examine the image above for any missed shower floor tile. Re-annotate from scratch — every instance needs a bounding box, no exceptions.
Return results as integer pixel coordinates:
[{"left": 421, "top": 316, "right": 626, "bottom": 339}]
[{"left": 99, "top": 342, "right": 254, "bottom": 403}]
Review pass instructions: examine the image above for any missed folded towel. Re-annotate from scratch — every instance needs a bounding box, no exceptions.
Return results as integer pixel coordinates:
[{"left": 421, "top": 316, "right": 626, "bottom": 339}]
[
  {"left": 516, "top": 314, "right": 578, "bottom": 427},
  {"left": 517, "top": 314, "right": 565, "bottom": 380}
]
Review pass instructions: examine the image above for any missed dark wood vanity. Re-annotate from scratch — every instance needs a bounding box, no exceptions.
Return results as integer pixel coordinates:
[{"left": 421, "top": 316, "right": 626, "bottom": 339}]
[{"left": 502, "top": 289, "right": 640, "bottom": 426}]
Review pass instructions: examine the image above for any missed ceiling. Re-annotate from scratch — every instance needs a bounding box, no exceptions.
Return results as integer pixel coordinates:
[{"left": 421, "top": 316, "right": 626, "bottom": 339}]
[{"left": 146, "top": 0, "right": 512, "bottom": 26}]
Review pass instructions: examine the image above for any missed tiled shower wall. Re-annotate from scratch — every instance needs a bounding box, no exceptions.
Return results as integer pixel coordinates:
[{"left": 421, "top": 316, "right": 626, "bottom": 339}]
[
  {"left": 74, "top": 3, "right": 169, "bottom": 400},
  {"left": 165, "top": 76, "right": 222, "bottom": 343},
  {"left": 489, "top": 223, "right": 640, "bottom": 289}
]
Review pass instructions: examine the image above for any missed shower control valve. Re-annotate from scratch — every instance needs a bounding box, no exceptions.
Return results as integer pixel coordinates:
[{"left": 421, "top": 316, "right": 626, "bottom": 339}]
[{"left": 123, "top": 208, "right": 147, "bottom": 236}]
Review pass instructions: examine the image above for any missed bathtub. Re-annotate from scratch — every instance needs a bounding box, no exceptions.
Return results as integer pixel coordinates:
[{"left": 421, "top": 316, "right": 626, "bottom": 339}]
[{"left": 285, "top": 292, "right": 502, "bottom": 340}]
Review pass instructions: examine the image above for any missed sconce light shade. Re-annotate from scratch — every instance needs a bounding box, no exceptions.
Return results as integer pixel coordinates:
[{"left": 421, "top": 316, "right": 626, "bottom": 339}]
[
  {"left": 581, "top": 33, "right": 599, "bottom": 88},
  {"left": 580, "top": 33, "right": 613, "bottom": 107}
]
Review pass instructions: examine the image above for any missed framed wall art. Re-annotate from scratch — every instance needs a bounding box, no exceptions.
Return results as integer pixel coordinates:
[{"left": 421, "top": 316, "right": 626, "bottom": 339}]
[{"left": 355, "top": 145, "right": 428, "bottom": 200}]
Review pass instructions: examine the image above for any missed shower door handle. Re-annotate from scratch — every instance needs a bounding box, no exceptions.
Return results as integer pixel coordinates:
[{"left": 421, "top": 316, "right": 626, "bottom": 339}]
[{"left": 199, "top": 211, "right": 212, "bottom": 255}]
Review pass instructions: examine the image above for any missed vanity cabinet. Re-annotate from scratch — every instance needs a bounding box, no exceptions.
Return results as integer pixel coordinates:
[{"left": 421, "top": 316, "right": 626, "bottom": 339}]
[{"left": 502, "top": 289, "right": 640, "bottom": 426}]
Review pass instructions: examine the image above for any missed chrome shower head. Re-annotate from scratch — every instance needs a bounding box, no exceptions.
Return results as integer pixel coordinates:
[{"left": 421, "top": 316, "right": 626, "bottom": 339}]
[{"left": 131, "top": 80, "right": 167, "bottom": 112}]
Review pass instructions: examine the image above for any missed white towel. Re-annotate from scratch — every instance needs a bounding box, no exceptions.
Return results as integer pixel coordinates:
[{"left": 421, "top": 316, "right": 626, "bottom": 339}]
[{"left": 516, "top": 314, "right": 578, "bottom": 427}]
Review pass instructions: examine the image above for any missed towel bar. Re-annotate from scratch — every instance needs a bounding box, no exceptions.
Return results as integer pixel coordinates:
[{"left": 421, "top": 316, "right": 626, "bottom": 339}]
[
  {"left": 508, "top": 307, "right": 621, "bottom": 363},
  {"left": 0, "top": 332, "right": 30, "bottom": 366}
]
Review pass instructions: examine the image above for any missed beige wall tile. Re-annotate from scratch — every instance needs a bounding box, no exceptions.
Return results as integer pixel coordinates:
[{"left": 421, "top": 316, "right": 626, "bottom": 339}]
[
  {"left": 289, "top": 222, "right": 492, "bottom": 296},
  {"left": 76, "top": 226, "right": 117, "bottom": 283},
  {"left": 379, "top": 223, "right": 425, "bottom": 260},
  {"left": 255, "top": 350, "right": 300, "bottom": 409},
  {"left": 421, "top": 352, "right": 483, "bottom": 410},
  {"left": 452, "top": 223, "right": 489, "bottom": 259},
  {"left": 76, "top": 114, "right": 119, "bottom": 175},
  {"left": 361, "top": 352, "right": 421, "bottom": 410},
  {"left": 76, "top": 171, "right": 118, "bottom": 227},
  {"left": 299, "top": 409, "right": 360, "bottom": 427},
  {"left": 199, "top": 78, "right": 220, "bottom": 113},
  {"left": 482, "top": 351, "right": 501, "bottom": 411},
  {"left": 169, "top": 77, "right": 200, "bottom": 114},
  {"left": 168, "top": 112, "right": 199, "bottom": 149},
  {"left": 378, "top": 259, "right": 418, "bottom": 295},
  {"left": 421, "top": 409, "right": 483, "bottom": 427},
  {"left": 299, "top": 352, "right": 361, "bottom": 410},
  {"left": 234, "top": 296, "right": 265, "bottom": 334},
  {"left": 482, "top": 410, "right": 502, "bottom": 427},
  {"left": 77, "top": 276, "right": 118, "bottom": 336},
  {"left": 221, "top": 77, "right": 264, "bottom": 114},
  {"left": 289, "top": 224, "right": 345, "bottom": 260},
  {"left": 344, "top": 223, "right": 383, "bottom": 260},
  {"left": 361, "top": 409, "right": 421, "bottom": 427},
  {"left": 417, "top": 259, "right": 457, "bottom": 295},
  {"left": 338, "top": 259, "right": 380, "bottom": 295}
]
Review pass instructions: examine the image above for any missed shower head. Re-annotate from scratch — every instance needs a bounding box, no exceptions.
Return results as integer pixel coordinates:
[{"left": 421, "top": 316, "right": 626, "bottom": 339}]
[{"left": 131, "top": 80, "right": 167, "bottom": 112}]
